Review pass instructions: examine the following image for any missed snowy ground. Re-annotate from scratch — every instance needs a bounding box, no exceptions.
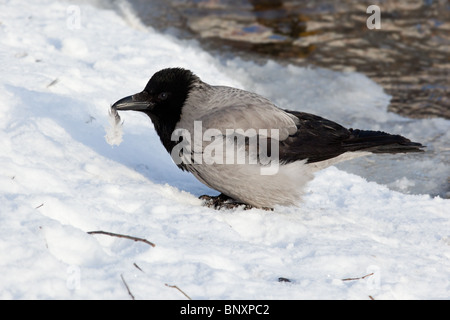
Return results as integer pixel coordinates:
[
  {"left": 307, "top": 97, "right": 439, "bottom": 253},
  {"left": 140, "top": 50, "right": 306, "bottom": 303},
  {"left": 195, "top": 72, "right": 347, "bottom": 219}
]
[{"left": 0, "top": 0, "right": 449, "bottom": 299}]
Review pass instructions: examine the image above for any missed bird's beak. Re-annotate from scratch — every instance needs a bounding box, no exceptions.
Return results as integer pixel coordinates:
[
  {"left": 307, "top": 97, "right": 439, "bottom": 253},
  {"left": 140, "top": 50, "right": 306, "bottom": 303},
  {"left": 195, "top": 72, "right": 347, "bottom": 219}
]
[{"left": 112, "top": 92, "right": 153, "bottom": 111}]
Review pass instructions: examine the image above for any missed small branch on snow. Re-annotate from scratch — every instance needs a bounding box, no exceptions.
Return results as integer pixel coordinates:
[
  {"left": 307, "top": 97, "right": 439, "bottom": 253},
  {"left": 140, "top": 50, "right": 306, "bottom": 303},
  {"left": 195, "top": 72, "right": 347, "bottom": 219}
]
[
  {"left": 341, "top": 272, "right": 374, "bottom": 281},
  {"left": 165, "top": 283, "right": 192, "bottom": 300},
  {"left": 87, "top": 230, "right": 156, "bottom": 247},
  {"left": 133, "top": 262, "right": 144, "bottom": 273},
  {"left": 46, "top": 78, "right": 59, "bottom": 88},
  {"left": 38, "top": 226, "right": 49, "bottom": 249},
  {"left": 121, "top": 274, "right": 135, "bottom": 300}
]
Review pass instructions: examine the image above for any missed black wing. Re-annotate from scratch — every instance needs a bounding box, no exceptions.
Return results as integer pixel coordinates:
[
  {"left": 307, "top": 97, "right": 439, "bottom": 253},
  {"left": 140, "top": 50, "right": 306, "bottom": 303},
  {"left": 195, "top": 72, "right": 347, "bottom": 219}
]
[{"left": 279, "top": 111, "right": 424, "bottom": 164}]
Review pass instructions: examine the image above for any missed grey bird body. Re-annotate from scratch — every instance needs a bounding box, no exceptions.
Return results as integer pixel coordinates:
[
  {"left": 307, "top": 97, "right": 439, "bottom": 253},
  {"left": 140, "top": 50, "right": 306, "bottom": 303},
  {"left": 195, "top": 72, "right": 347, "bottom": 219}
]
[
  {"left": 112, "top": 68, "right": 424, "bottom": 208},
  {"left": 174, "top": 81, "right": 338, "bottom": 207}
]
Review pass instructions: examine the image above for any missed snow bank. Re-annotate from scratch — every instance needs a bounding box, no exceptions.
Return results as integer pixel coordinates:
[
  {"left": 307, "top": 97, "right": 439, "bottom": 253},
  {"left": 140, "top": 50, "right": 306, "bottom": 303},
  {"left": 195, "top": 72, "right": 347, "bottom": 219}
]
[{"left": 0, "top": 0, "right": 448, "bottom": 299}]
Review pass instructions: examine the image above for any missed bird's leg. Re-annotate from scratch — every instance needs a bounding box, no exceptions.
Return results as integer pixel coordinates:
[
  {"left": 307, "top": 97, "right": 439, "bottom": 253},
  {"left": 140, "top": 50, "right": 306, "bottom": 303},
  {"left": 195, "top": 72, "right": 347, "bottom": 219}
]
[{"left": 199, "top": 193, "right": 273, "bottom": 211}]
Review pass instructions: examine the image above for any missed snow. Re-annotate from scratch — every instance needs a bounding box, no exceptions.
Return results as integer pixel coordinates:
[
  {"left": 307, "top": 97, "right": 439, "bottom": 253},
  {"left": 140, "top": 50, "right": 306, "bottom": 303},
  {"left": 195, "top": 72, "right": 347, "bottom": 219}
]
[{"left": 0, "top": 0, "right": 449, "bottom": 300}]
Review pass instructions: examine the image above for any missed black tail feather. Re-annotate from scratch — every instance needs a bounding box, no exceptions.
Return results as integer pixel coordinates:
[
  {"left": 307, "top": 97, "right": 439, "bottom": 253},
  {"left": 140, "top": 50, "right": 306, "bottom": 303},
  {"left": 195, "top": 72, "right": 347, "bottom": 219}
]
[{"left": 344, "top": 129, "right": 425, "bottom": 154}]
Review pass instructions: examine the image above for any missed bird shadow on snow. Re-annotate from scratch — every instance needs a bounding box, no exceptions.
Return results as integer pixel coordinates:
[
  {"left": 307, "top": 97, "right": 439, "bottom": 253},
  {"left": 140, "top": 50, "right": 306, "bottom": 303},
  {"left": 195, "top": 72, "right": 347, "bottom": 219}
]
[{"left": 8, "top": 85, "right": 216, "bottom": 198}]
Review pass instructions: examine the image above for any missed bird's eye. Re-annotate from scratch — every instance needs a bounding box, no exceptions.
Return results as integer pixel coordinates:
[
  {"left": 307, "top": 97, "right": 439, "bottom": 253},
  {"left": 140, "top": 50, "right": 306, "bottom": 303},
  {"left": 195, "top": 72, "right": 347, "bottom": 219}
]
[{"left": 158, "top": 92, "right": 169, "bottom": 100}]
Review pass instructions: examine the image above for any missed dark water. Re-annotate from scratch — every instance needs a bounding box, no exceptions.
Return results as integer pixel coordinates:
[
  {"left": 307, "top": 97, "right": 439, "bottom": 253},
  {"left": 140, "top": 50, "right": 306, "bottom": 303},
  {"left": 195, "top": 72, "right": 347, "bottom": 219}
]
[{"left": 127, "top": 0, "right": 449, "bottom": 119}]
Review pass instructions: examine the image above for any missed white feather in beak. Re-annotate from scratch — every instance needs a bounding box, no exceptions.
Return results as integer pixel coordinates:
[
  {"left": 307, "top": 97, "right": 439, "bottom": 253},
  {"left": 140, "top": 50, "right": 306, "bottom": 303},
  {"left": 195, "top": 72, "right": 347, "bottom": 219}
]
[{"left": 105, "top": 106, "right": 124, "bottom": 146}]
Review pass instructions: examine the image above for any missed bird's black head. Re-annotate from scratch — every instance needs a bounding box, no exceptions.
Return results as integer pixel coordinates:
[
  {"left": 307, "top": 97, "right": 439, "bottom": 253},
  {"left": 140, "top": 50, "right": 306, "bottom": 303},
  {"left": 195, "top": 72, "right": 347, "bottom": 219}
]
[
  {"left": 112, "top": 68, "right": 197, "bottom": 118},
  {"left": 112, "top": 67, "right": 198, "bottom": 151}
]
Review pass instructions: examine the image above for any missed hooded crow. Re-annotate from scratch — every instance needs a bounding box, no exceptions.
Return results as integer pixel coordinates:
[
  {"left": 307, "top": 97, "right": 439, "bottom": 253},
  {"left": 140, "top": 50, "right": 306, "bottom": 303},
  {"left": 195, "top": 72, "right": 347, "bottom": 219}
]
[{"left": 112, "top": 68, "right": 424, "bottom": 209}]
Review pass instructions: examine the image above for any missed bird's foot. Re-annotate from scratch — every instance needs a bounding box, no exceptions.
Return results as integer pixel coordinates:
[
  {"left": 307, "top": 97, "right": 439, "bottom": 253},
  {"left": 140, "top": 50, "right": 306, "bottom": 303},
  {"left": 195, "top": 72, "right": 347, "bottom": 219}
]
[
  {"left": 199, "top": 194, "right": 272, "bottom": 211},
  {"left": 199, "top": 193, "right": 253, "bottom": 210}
]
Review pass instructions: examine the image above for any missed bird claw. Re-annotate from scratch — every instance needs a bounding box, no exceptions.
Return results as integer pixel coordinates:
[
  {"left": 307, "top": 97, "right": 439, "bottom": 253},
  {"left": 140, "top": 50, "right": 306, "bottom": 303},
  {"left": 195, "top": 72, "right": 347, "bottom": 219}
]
[
  {"left": 199, "top": 194, "right": 253, "bottom": 210},
  {"left": 199, "top": 194, "right": 273, "bottom": 211}
]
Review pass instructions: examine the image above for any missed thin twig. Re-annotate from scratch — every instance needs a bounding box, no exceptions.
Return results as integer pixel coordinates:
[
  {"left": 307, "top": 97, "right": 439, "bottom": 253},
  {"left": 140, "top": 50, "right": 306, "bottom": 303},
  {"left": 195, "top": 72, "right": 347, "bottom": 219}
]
[
  {"left": 133, "top": 262, "right": 144, "bottom": 273},
  {"left": 121, "top": 274, "right": 135, "bottom": 300},
  {"left": 87, "top": 230, "right": 155, "bottom": 247},
  {"left": 38, "top": 226, "right": 49, "bottom": 249},
  {"left": 165, "top": 283, "right": 192, "bottom": 300},
  {"left": 46, "top": 78, "right": 59, "bottom": 88},
  {"left": 35, "top": 203, "right": 44, "bottom": 209},
  {"left": 341, "top": 272, "right": 374, "bottom": 281}
]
